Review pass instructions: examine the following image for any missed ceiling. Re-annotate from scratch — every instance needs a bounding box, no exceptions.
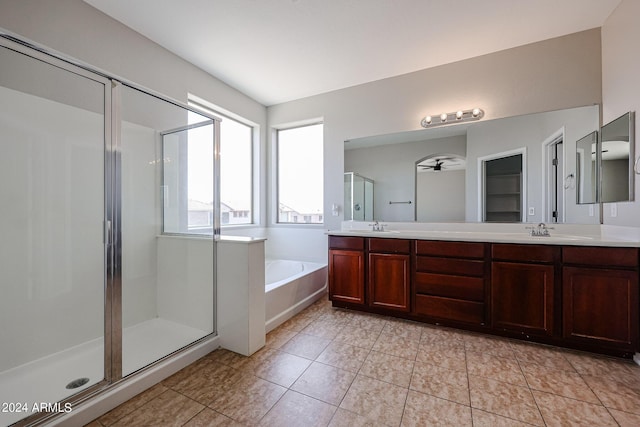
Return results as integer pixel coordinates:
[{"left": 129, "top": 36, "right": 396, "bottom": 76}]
[{"left": 84, "top": 0, "right": 620, "bottom": 106}]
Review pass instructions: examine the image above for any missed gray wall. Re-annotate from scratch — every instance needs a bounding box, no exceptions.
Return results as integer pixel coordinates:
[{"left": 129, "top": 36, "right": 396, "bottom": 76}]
[{"left": 602, "top": 0, "right": 640, "bottom": 226}]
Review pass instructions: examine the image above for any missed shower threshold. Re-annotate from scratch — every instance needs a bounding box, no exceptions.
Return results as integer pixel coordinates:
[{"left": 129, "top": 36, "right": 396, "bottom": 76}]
[{"left": 0, "top": 318, "right": 208, "bottom": 426}]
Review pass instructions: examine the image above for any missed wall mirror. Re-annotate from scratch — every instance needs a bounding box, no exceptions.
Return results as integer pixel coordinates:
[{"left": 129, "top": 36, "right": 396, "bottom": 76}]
[
  {"left": 575, "top": 131, "right": 598, "bottom": 204},
  {"left": 600, "top": 112, "right": 635, "bottom": 203},
  {"left": 344, "top": 104, "right": 600, "bottom": 224}
]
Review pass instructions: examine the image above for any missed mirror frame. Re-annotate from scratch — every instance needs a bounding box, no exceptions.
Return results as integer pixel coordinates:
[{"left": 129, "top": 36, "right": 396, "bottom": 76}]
[{"left": 599, "top": 111, "right": 635, "bottom": 203}]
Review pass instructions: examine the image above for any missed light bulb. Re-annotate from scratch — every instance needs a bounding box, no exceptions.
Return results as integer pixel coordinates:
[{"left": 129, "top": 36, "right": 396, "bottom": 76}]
[
  {"left": 440, "top": 113, "right": 448, "bottom": 122},
  {"left": 424, "top": 115, "right": 432, "bottom": 124},
  {"left": 456, "top": 110, "right": 463, "bottom": 119},
  {"left": 472, "top": 108, "right": 481, "bottom": 117}
]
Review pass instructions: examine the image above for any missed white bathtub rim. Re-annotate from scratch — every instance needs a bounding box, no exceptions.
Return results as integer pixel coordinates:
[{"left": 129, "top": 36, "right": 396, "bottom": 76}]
[{"left": 265, "top": 259, "right": 327, "bottom": 291}]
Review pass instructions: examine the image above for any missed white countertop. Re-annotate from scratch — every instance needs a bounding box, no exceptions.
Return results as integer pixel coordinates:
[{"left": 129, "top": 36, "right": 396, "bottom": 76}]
[{"left": 328, "top": 222, "right": 640, "bottom": 247}]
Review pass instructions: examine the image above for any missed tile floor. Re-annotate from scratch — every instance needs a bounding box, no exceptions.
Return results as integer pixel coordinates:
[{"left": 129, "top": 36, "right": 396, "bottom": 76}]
[{"left": 87, "top": 298, "right": 640, "bottom": 426}]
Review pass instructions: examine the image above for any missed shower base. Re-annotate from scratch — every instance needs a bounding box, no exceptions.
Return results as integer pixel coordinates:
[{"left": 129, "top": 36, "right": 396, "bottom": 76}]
[{"left": 0, "top": 318, "right": 208, "bottom": 426}]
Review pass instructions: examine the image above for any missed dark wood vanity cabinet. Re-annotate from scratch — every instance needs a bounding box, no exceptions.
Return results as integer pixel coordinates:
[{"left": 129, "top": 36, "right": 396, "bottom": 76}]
[
  {"left": 367, "top": 238, "right": 411, "bottom": 312},
  {"left": 491, "top": 244, "right": 559, "bottom": 337},
  {"left": 413, "top": 240, "right": 487, "bottom": 326},
  {"left": 562, "top": 246, "right": 639, "bottom": 354},
  {"left": 328, "top": 234, "right": 640, "bottom": 358},
  {"left": 328, "top": 236, "right": 365, "bottom": 305}
]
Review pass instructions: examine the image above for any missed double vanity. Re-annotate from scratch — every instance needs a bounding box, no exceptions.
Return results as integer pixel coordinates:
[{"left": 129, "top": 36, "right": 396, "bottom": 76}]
[{"left": 328, "top": 222, "right": 640, "bottom": 359}]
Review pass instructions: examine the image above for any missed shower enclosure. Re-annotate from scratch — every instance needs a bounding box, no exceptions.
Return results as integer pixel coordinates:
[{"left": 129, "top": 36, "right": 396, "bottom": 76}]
[
  {"left": 344, "top": 172, "right": 374, "bottom": 221},
  {"left": 0, "top": 36, "right": 218, "bottom": 426}
]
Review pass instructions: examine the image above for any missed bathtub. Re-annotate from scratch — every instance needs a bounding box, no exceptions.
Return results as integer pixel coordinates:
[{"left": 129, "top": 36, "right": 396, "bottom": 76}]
[{"left": 265, "top": 259, "right": 328, "bottom": 333}]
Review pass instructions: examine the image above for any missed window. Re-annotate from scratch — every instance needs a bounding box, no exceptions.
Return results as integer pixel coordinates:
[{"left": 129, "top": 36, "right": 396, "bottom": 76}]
[
  {"left": 277, "top": 123, "right": 323, "bottom": 224},
  {"left": 219, "top": 115, "right": 253, "bottom": 225},
  {"left": 188, "top": 96, "right": 254, "bottom": 226},
  {"left": 162, "top": 112, "right": 215, "bottom": 235}
]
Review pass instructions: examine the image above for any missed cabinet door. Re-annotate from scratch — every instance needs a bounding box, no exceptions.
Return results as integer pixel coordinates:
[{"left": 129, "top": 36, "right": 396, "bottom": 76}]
[
  {"left": 563, "top": 267, "right": 639, "bottom": 350},
  {"left": 329, "top": 249, "right": 365, "bottom": 305},
  {"left": 368, "top": 253, "right": 410, "bottom": 312},
  {"left": 491, "top": 262, "right": 554, "bottom": 336}
]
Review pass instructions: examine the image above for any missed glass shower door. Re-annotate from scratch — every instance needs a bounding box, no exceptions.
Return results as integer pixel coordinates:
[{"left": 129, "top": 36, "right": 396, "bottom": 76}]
[
  {"left": 119, "top": 85, "right": 216, "bottom": 376},
  {"left": 0, "top": 43, "right": 108, "bottom": 425}
]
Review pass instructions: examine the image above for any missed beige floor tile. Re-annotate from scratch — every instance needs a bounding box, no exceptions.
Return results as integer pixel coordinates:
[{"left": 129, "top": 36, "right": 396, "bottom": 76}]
[
  {"left": 98, "top": 383, "right": 168, "bottom": 426},
  {"left": 258, "top": 390, "right": 336, "bottom": 427},
  {"left": 382, "top": 319, "right": 424, "bottom": 341},
  {"left": 166, "top": 359, "right": 244, "bottom": 405},
  {"left": 410, "top": 361, "right": 470, "bottom": 405},
  {"left": 328, "top": 408, "right": 383, "bottom": 427},
  {"left": 265, "top": 327, "right": 298, "bottom": 349},
  {"left": 372, "top": 333, "right": 419, "bottom": 360},
  {"left": 209, "top": 374, "right": 286, "bottom": 424},
  {"left": 316, "top": 341, "right": 370, "bottom": 373},
  {"left": 471, "top": 408, "right": 536, "bottom": 426},
  {"left": 533, "top": 390, "right": 617, "bottom": 426},
  {"left": 512, "top": 343, "right": 575, "bottom": 371},
  {"left": 609, "top": 408, "right": 640, "bottom": 427},
  {"left": 279, "top": 312, "right": 318, "bottom": 331},
  {"left": 291, "top": 362, "right": 356, "bottom": 405},
  {"left": 420, "top": 325, "right": 468, "bottom": 343},
  {"left": 205, "top": 348, "right": 255, "bottom": 372},
  {"left": 464, "top": 335, "right": 515, "bottom": 359},
  {"left": 348, "top": 313, "right": 388, "bottom": 332},
  {"left": 301, "top": 319, "right": 346, "bottom": 340},
  {"left": 521, "top": 362, "right": 599, "bottom": 403},
  {"left": 360, "top": 350, "right": 414, "bottom": 388},
  {"left": 280, "top": 333, "right": 332, "bottom": 360},
  {"left": 419, "top": 335, "right": 465, "bottom": 350},
  {"left": 466, "top": 351, "right": 527, "bottom": 387},
  {"left": 401, "top": 390, "right": 472, "bottom": 427},
  {"left": 333, "top": 325, "right": 381, "bottom": 350},
  {"left": 469, "top": 375, "right": 543, "bottom": 426},
  {"left": 415, "top": 344, "right": 467, "bottom": 372},
  {"left": 252, "top": 349, "right": 312, "bottom": 387},
  {"left": 564, "top": 351, "right": 639, "bottom": 378},
  {"left": 111, "top": 389, "right": 204, "bottom": 427},
  {"left": 183, "top": 408, "right": 242, "bottom": 426},
  {"left": 318, "top": 308, "right": 357, "bottom": 324},
  {"left": 339, "top": 375, "right": 408, "bottom": 427},
  {"left": 583, "top": 374, "right": 640, "bottom": 414}
]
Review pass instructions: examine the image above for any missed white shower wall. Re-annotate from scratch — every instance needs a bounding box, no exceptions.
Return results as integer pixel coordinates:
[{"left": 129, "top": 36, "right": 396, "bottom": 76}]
[
  {"left": 121, "top": 121, "right": 161, "bottom": 328},
  {"left": 0, "top": 87, "right": 104, "bottom": 372}
]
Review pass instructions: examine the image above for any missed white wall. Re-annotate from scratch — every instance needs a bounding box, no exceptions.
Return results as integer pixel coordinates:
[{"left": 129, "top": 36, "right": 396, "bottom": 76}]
[
  {"left": 601, "top": 0, "right": 640, "bottom": 226},
  {"left": 268, "top": 28, "right": 603, "bottom": 237},
  {"left": 0, "top": 87, "right": 104, "bottom": 371},
  {"left": 345, "top": 135, "right": 466, "bottom": 221}
]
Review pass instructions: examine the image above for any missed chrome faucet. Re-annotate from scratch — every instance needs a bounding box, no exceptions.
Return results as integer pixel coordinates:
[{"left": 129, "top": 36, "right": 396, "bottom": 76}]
[
  {"left": 369, "top": 221, "right": 387, "bottom": 232},
  {"left": 526, "top": 222, "right": 553, "bottom": 237}
]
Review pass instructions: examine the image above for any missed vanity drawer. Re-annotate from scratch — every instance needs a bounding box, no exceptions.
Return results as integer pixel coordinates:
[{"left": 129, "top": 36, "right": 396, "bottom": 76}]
[
  {"left": 415, "top": 240, "right": 485, "bottom": 259},
  {"left": 414, "top": 294, "right": 484, "bottom": 324},
  {"left": 368, "top": 238, "right": 411, "bottom": 254},
  {"left": 563, "top": 246, "right": 639, "bottom": 268},
  {"left": 492, "top": 244, "right": 559, "bottom": 263},
  {"left": 329, "top": 236, "right": 364, "bottom": 251},
  {"left": 415, "top": 272, "right": 484, "bottom": 301},
  {"left": 415, "top": 256, "right": 484, "bottom": 276}
]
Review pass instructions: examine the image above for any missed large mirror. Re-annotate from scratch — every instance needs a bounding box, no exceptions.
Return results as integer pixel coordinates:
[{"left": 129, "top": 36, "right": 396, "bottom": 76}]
[
  {"left": 600, "top": 112, "right": 635, "bottom": 203},
  {"left": 344, "top": 105, "right": 601, "bottom": 224}
]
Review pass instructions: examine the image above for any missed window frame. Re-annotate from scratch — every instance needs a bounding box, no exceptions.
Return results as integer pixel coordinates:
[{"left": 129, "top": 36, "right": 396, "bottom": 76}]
[
  {"left": 188, "top": 96, "right": 257, "bottom": 228},
  {"left": 274, "top": 121, "right": 324, "bottom": 226}
]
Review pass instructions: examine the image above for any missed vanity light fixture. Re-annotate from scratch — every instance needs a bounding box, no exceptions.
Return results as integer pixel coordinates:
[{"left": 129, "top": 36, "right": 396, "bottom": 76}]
[{"left": 421, "top": 108, "right": 485, "bottom": 128}]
